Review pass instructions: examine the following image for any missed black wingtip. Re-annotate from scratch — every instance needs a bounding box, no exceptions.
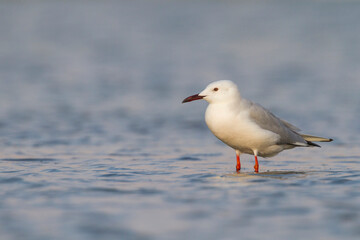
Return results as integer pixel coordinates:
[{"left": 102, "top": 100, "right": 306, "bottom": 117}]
[{"left": 307, "top": 141, "right": 321, "bottom": 147}]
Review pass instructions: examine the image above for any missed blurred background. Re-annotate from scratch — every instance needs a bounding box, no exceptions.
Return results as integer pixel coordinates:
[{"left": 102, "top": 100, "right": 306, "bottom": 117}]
[{"left": 0, "top": 1, "right": 359, "bottom": 240}]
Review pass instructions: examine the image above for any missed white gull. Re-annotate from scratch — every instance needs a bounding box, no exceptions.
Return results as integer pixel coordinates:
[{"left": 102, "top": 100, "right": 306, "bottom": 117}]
[{"left": 182, "top": 80, "right": 332, "bottom": 172}]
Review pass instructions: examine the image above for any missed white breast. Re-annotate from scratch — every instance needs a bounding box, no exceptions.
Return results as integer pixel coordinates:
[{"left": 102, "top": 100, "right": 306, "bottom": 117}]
[{"left": 205, "top": 103, "right": 280, "bottom": 155}]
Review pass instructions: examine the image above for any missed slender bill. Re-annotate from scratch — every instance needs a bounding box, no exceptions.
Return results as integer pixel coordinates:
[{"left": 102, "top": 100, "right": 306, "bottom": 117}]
[{"left": 182, "top": 94, "right": 204, "bottom": 103}]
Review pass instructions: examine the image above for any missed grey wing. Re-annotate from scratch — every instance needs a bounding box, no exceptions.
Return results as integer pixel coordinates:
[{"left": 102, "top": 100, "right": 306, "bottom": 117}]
[
  {"left": 247, "top": 101, "right": 307, "bottom": 146},
  {"left": 280, "top": 119, "right": 301, "bottom": 132}
]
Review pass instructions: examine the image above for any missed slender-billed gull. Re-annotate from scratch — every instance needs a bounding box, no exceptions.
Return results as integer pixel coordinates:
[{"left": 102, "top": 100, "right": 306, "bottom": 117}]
[{"left": 182, "top": 80, "right": 333, "bottom": 172}]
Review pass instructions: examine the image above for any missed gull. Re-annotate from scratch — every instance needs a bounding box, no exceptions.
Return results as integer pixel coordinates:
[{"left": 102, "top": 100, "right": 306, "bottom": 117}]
[{"left": 182, "top": 80, "right": 333, "bottom": 173}]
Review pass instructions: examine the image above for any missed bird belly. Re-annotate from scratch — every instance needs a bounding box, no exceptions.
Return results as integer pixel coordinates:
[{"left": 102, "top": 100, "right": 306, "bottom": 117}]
[{"left": 205, "top": 106, "right": 280, "bottom": 156}]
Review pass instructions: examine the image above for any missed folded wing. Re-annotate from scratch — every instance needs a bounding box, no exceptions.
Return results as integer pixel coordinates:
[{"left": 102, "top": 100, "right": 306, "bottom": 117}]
[{"left": 247, "top": 101, "right": 308, "bottom": 146}]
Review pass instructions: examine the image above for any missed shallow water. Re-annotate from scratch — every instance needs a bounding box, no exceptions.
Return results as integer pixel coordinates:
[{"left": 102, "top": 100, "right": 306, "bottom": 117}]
[{"left": 0, "top": 1, "right": 360, "bottom": 240}]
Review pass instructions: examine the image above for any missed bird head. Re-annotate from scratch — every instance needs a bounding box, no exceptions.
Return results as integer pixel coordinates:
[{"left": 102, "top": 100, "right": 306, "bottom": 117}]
[{"left": 182, "top": 80, "right": 240, "bottom": 104}]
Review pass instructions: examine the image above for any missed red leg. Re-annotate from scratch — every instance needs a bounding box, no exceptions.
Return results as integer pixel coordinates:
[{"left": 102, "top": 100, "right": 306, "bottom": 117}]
[
  {"left": 254, "top": 155, "right": 259, "bottom": 173},
  {"left": 236, "top": 154, "right": 241, "bottom": 172}
]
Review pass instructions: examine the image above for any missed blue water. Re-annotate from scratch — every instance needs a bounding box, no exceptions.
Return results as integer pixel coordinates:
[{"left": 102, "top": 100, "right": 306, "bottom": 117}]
[{"left": 0, "top": 1, "right": 359, "bottom": 239}]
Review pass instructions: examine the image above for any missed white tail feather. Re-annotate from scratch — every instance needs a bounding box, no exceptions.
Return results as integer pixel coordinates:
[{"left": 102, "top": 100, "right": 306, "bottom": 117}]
[{"left": 301, "top": 134, "right": 333, "bottom": 142}]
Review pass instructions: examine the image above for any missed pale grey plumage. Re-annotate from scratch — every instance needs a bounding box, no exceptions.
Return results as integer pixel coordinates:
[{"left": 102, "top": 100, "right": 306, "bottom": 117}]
[{"left": 245, "top": 100, "right": 307, "bottom": 146}]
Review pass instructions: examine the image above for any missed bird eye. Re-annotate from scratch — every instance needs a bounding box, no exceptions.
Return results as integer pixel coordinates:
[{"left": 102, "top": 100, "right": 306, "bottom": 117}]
[{"left": 213, "top": 87, "right": 218, "bottom": 91}]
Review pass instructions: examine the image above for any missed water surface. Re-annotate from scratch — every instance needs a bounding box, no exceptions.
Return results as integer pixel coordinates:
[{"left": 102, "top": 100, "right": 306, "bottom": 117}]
[{"left": 0, "top": 1, "right": 359, "bottom": 240}]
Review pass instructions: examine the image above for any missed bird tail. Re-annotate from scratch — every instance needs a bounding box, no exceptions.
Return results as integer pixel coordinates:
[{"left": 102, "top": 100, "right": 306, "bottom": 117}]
[{"left": 301, "top": 134, "right": 333, "bottom": 142}]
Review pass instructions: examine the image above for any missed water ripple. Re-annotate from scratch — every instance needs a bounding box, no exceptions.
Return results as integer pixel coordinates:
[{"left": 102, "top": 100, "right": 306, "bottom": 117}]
[{"left": 1, "top": 158, "right": 57, "bottom": 162}]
